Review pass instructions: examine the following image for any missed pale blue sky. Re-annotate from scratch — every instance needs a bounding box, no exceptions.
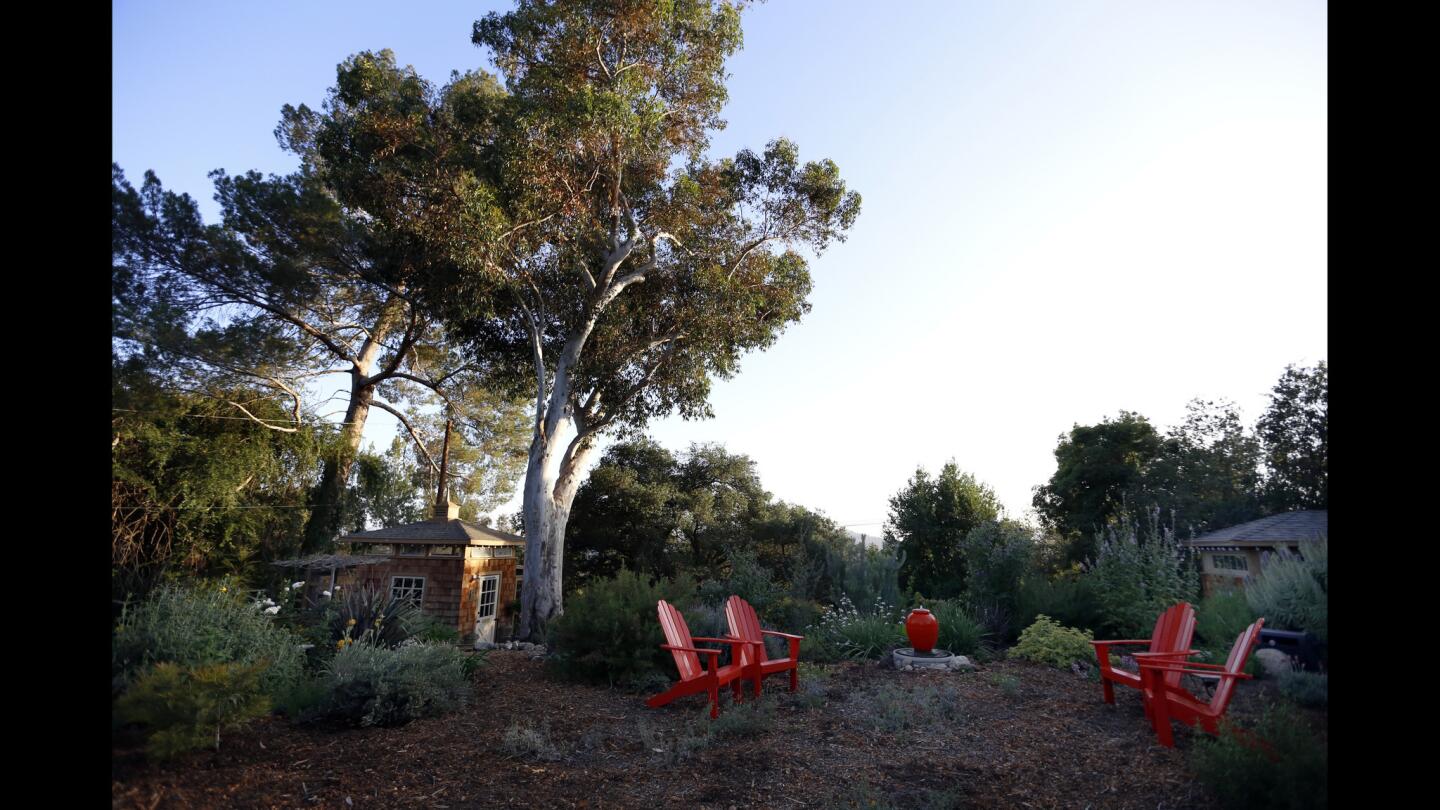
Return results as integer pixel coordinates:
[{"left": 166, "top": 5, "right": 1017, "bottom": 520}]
[{"left": 113, "top": 0, "right": 1328, "bottom": 531}]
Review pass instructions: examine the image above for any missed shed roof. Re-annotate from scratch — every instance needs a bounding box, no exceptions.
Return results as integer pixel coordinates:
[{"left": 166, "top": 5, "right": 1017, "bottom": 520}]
[
  {"left": 340, "top": 518, "right": 525, "bottom": 547},
  {"left": 1187, "top": 510, "right": 1327, "bottom": 547},
  {"left": 270, "top": 553, "right": 390, "bottom": 570}
]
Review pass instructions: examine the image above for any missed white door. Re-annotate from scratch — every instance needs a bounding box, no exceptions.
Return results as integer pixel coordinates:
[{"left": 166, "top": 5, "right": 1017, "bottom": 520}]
[{"left": 474, "top": 574, "right": 500, "bottom": 646}]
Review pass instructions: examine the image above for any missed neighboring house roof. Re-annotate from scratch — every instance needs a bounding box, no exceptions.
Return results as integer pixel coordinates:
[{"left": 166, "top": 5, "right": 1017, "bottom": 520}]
[
  {"left": 270, "top": 553, "right": 390, "bottom": 570},
  {"left": 1188, "top": 510, "right": 1327, "bottom": 548},
  {"left": 340, "top": 518, "right": 525, "bottom": 547}
]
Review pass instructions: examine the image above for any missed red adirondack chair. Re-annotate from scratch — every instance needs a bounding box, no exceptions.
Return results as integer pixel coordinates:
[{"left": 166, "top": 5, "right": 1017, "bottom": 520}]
[
  {"left": 725, "top": 595, "right": 803, "bottom": 698},
  {"left": 1091, "top": 602, "right": 1196, "bottom": 707},
  {"left": 646, "top": 600, "right": 749, "bottom": 719},
  {"left": 1137, "top": 618, "right": 1266, "bottom": 747}
]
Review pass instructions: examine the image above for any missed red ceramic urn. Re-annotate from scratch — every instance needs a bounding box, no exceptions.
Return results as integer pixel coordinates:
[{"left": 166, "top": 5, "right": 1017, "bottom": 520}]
[{"left": 906, "top": 607, "right": 939, "bottom": 654}]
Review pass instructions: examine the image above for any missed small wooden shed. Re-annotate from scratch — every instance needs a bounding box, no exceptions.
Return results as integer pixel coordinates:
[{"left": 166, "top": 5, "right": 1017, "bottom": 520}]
[
  {"left": 334, "top": 498, "right": 525, "bottom": 645},
  {"left": 1186, "top": 510, "right": 1327, "bottom": 596}
]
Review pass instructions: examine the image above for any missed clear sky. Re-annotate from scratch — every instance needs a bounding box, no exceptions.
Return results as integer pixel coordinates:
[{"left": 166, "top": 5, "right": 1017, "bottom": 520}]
[{"left": 113, "top": 0, "right": 1328, "bottom": 532}]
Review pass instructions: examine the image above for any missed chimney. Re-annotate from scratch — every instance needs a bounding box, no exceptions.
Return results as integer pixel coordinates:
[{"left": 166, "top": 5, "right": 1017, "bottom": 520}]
[{"left": 431, "top": 417, "right": 458, "bottom": 522}]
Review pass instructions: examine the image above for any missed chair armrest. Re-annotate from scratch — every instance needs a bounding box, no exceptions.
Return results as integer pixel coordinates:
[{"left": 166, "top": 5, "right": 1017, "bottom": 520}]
[
  {"left": 1137, "top": 663, "right": 1253, "bottom": 680},
  {"left": 1138, "top": 659, "right": 1228, "bottom": 671},
  {"left": 1133, "top": 649, "right": 1199, "bottom": 659},
  {"left": 761, "top": 630, "right": 805, "bottom": 641},
  {"left": 660, "top": 644, "right": 722, "bottom": 657}
]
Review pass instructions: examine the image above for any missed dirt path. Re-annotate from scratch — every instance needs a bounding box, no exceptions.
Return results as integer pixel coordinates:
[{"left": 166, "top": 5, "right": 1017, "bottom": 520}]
[{"left": 112, "top": 653, "right": 1297, "bottom": 809}]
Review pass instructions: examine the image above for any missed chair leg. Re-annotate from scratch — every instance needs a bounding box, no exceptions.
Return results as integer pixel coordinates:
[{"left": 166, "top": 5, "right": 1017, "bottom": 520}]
[
  {"left": 1151, "top": 699, "right": 1174, "bottom": 748},
  {"left": 709, "top": 682, "right": 720, "bottom": 719},
  {"left": 753, "top": 671, "right": 763, "bottom": 699},
  {"left": 1102, "top": 678, "right": 1115, "bottom": 705},
  {"left": 789, "top": 665, "right": 798, "bottom": 692},
  {"left": 732, "top": 677, "right": 743, "bottom": 702}
]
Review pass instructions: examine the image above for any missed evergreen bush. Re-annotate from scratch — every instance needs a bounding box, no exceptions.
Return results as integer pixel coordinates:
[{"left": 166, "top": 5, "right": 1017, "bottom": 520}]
[
  {"left": 319, "top": 641, "right": 471, "bottom": 726},
  {"left": 114, "top": 661, "right": 271, "bottom": 759},
  {"left": 1085, "top": 510, "right": 1198, "bottom": 638},
  {"left": 547, "top": 568, "right": 693, "bottom": 688}
]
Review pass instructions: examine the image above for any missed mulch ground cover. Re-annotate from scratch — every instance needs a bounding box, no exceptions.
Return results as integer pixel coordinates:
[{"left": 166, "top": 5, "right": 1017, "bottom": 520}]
[{"left": 111, "top": 652, "right": 1321, "bottom": 809}]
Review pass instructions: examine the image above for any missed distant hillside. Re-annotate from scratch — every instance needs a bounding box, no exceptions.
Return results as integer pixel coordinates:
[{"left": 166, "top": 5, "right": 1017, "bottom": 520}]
[{"left": 846, "top": 529, "right": 886, "bottom": 548}]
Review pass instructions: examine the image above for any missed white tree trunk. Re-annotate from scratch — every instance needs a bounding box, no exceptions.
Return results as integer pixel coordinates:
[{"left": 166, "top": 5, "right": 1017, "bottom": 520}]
[{"left": 517, "top": 407, "right": 597, "bottom": 641}]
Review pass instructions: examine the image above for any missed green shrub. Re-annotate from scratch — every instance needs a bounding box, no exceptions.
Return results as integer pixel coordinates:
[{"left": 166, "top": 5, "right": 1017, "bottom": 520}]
[
  {"left": 273, "top": 676, "right": 329, "bottom": 721},
  {"left": 1015, "top": 574, "right": 1102, "bottom": 636},
  {"left": 548, "top": 568, "right": 692, "bottom": 688},
  {"left": 1197, "top": 590, "right": 1258, "bottom": 648},
  {"left": 319, "top": 641, "right": 472, "bottom": 727},
  {"left": 1277, "top": 670, "right": 1327, "bottom": 708},
  {"left": 698, "top": 548, "right": 781, "bottom": 616},
  {"left": 414, "top": 615, "right": 461, "bottom": 645},
  {"left": 1190, "top": 704, "right": 1327, "bottom": 810},
  {"left": 114, "top": 661, "right": 271, "bottom": 759},
  {"left": 1009, "top": 615, "right": 1095, "bottom": 669},
  {"left": 710, "top": 696, "right": 775, "bottom": 739},
  {"left": 1085, "top": 511, "right": 1198, "bottom": 638},
  {"left": 960, "top": 521, "right": 1034, "bottom": 622},
  {"left": 112, "top": 583, "right": 304, "bottom": 699},
  {"left": 1246, "top": 538, "right": 1327, "bottom": 642},
  {"left": 926, "top": 600, "right": 986, "bottom": 655}
]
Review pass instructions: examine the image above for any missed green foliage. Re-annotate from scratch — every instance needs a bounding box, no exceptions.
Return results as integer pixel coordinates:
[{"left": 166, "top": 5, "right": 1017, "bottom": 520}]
[
  {"left": 1196, "top": 590, "right": 1258, "bottom": 648},
  {"left": 328, "top": 585, "right": 424, "bottom": 650},
  {"left": 110, "top": 376, "right": 326, "bottom": 605},
  {"left": 548, "top": 569, "right": 693, "bottom": 688},
  {"left": 1032, "top": 412, "right": 1163, "bottom": 563},
  {"left": 807, "top": 595, "right": 904, "bottom": 660},
  {"left": 698, "top": 547, "right": 781, "bottom": 616},
  {"left": 710, "top": 695, "right": 776, "bottom": 739},
  {"left": 960, "top": 520, "right": 1034, "bottom": 623},
  {"left": 114, "top": 661, "right": 271, "bottom": 759},
  {"left": 319, "top": 641, "right": 472, "bottom": 727},
  {"left": 1009, "top": 615, "right": 1095, "bottom": 669},
  {"left": 1256, "top": 362, "right": 1327, "bottom": 511},
  {"left": 1277, "top": 670, "right": 1327, "bottom": 708},
  {"left": 925, "top": 600, "right": 987, "bottom": 656},
  {"left": 885, "top": 462, "right": 1002, "bottom": 599},
  {"left": 112, "top": 583, "right": 304, "bottom": 699},
  {"left": 1015, "top": 573, "right": 1103, "bottom": 636},
  {"left": 1245, "top": 539, "right": 1327, "bottom": 642},
  {"left": 1189, "top": 705, "right": 1327, "bottom": 810},
  {"left": 413, "top": 614, "right": 462, "bottom": 645},
  {"left": 1085, "top": 510, "right": 1198, "bottom": 638}
]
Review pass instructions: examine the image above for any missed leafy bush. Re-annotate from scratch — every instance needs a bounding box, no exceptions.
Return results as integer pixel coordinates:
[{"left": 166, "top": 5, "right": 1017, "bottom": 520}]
[
  {"left": 114, "top": 661, "right": 271, "bottom": 759},
  {"left": 414, "top": 615, "right": 461, "bottom": 645},
  {"left": 1246, "top": 538, "right": 1327, "bottom": 642},
  {"left": 1197, "top": 589, "right": 1258, "bottom": 648},
  {"left": 1015, "top": 574, "right": 1102, "bottom": 636},
  {"left": 925, "top": 600, "right": 986, "bottom": 655},
  {"left": 1277, "top": 670, "right": 1327, "bottom": 708},
  {"left": 319, "top": 641, "right": 472, "bottom": 726},
  {"left": 548, "top": 568, "right": 692, "bottom": 688},
  {"left": 1190, "top": 705, "right": 1327, "bottom": 810},
  {"left": 112, "top": 583, "right": 304, "bottom": 699},
  {"left": 1085, "top": 511, "right": 1198, "bottom": 638},
  {"left": 1009, "top": 615, "right": 1095, "bottom": 669}
]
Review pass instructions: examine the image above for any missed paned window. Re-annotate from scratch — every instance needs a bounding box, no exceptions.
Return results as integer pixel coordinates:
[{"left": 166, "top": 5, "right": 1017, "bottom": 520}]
[
  {"left": 391, "top": 576, "right": 425, "bottom": 607},
  {"left": 397, "top": 544, "right": 425, "bottom": 556},
  {"left": 1211, "top": 554, "right": 1249, "bottom": 572}
]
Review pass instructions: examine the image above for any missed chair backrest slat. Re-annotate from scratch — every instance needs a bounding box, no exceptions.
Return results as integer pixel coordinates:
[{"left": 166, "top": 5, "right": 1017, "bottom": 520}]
[
  {"left": 657, "top": 600, "right": 701, "bottom": 681},
  {"left": 725, "top": 596, "right": 768, "bottom": 666},
  {"left": 1210, "top": 618, "right": 1265, "bottom": 713},
  {"left": 1151, "top": 602, "right": 1197, "bottom": 690}
]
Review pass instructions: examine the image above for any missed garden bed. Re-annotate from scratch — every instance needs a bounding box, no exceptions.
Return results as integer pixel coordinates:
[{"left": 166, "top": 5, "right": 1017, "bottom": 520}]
[{"left": 111, "top": 652, "right": 1322, "bottom": 809}]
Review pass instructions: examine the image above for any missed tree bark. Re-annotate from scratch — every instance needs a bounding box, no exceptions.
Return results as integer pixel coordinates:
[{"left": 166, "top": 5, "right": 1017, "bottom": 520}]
[
  {"left": 517, "top": 408, "right": 598, "bottom": 641},
  {"left": 301, "top": 296, "right": 405, "bottom": 553}
]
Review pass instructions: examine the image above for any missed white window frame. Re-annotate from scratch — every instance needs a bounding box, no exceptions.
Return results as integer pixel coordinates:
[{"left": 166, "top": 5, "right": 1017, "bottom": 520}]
[
  {"left": 391, "top": 575, "right": 426, "bottom": 607},
  {"left": 1210, "top": 553, "right": 1249, "bottom": 572}
]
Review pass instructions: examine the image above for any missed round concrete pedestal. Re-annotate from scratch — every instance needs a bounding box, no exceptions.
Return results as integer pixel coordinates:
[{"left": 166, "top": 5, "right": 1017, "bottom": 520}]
[{"left": 893, "top": 648, "right": 960, "bottom": 670}]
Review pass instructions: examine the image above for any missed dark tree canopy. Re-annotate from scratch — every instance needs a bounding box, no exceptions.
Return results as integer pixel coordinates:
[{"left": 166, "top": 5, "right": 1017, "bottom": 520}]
[
  {"left": 884, "top": 462, "right": 1003, "bottom": 599},
  {"left": 1031, "top": 412, "right": 1161, "bottom": 563},
  {"left": 1257, "top": 361, "right": 1327, "bottom": 512}
]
